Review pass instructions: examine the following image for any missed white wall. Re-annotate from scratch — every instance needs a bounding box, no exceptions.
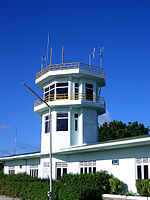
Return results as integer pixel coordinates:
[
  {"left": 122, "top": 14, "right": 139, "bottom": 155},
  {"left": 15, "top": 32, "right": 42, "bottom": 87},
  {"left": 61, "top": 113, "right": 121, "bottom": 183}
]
[{"left": 4, "top": 158, "right": 41, "bottom": 178}]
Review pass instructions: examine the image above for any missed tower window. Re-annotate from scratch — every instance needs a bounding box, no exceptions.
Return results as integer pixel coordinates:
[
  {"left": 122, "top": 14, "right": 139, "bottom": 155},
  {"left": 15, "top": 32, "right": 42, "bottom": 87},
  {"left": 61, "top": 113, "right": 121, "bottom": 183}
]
[
  {"left": 85, "top": 83, "right": 93, "bottom": 101},
  {"left": 44, "top": 84, "right": 55, "bottom": 101},
  {"left": 56, "top": 82, "right": 68, "bottom": 100},
  {"left": 75, "top": 83, "right": 79, "bottom": 99},
  {"left": 57, "top": 113, "right": 68, "bottom": 131},
  {"left": 44, "top": 82, "right": 68, "bottom": 101},
  {"left": 45, "top": 115, "right": 50, "bottom": 133},
  {"left": 74, "top": 113, "right": 78, "bottom": 131}
]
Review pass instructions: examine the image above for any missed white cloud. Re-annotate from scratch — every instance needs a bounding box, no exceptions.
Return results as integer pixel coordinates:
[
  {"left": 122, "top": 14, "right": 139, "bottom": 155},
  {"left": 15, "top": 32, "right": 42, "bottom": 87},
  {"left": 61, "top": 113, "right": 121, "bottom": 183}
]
[
  {"left": 98, "top": 110, "right": 112, "bottom": 126},
  {"left": 0, "top": 125, "right": 11, "bottom": 130}
]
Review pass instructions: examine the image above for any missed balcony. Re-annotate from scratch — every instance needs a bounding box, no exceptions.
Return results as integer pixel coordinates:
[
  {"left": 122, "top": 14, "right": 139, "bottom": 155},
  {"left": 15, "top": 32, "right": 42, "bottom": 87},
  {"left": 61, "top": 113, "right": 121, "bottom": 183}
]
[
  {"left": 36, "top": 62, "right": 105, "bottom": 80},
  {"left": 35, "top": 62, "right": 106, "bottom": 89},
  {"left": 34, "top": 93, "right": 105, "bottom": 115}
]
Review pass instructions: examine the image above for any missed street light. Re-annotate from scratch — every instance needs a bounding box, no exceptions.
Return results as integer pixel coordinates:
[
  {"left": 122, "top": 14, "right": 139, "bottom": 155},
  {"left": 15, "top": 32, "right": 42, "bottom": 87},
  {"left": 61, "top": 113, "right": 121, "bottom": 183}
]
[{"left": 22, "top": 83, "right": 52, "bottom": 200}]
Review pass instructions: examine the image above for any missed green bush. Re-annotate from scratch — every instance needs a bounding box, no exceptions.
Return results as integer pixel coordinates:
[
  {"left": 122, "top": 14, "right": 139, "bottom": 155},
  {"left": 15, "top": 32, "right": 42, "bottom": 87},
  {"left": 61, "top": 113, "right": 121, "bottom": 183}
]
[
  {"left": 109, "top": 177, "right": 123, "bottom": 194},
  {"left": 0, "top": 171, "right": 124, "bottom": 199},
  {"left": 59, "top": 170, "right": 111, "bottom": 194},
  {"left": 136, "top": 179, "right": 150, "bottom": 196},
  {"left": 57, "top": 184, "right": 102, "bottom": 200}
]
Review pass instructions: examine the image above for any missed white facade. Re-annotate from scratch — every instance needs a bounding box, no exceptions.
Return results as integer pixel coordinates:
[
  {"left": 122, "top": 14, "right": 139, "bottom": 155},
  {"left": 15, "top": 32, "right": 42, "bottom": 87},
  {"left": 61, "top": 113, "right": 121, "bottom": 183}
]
[{"left": 0, "top": 61, "right": 149, "bottom": 194}]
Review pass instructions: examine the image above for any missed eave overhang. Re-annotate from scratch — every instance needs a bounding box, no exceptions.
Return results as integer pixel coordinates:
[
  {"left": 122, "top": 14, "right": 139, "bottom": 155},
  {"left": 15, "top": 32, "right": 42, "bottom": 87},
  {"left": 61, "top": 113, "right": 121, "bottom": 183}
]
[{"left": 53, "top": 135, "right": 150, "bottom": 155}]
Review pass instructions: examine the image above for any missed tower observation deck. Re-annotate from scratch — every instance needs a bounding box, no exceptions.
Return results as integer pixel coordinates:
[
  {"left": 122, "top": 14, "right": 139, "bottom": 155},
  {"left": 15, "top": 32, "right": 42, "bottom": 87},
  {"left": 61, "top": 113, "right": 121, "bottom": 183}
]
[{"left": 34, "top": 62, "right": 106, "bottom": 116}]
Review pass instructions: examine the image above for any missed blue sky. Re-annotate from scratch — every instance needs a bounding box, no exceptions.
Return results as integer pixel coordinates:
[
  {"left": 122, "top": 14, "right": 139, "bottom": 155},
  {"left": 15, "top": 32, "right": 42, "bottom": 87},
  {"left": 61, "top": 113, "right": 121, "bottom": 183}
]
[{"left": 0, "top": 0, "right": 150, "bottom": 157}]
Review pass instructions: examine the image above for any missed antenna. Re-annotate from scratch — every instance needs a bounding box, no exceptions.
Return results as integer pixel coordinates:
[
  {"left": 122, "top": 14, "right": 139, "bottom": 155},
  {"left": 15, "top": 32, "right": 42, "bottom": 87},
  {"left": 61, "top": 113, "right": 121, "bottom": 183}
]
[
  {"left": 62, "top": 45, "right": 64, "bottom": 64},
  {"left": 50, "top": 47, "right": 52, "bottom": 66},
  {"left": 46, "top": 33, "right": 50, "bottom": 66},
  {"left": 89, "top": 48, "right": 95, "bottom": 67},
  {"left": 41, "top": 56, "right": 45, "bottom": 71},
  {"left": 14, "top": 128, "right": 17, "bottom": 155},
  {"left": 93, "top": 48, "right": 95, "bottom": 59},
  {"left": 100, "top": 46, "right": 104, "bottom": 68}
]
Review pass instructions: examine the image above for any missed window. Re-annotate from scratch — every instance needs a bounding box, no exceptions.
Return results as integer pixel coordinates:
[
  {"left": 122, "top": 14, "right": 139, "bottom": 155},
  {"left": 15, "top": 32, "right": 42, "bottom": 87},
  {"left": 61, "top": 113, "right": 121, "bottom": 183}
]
[
  {"left": 136, "top": 158, "right": 150, "bottom": 179},
  {"left": 74, "top": 113, "right": 78, "bottom": 131},
  {"left": 75, "top": 83, "right": 79, "bottom": 99},
  {"left": 144, "top": 165, "right": 148, "bottom": 179},
  {"left": 8, "top": 166, "right": 15, "bottom": 175},
  {"left": 45, "top": 115, "right": 50, "bottom": 133},
  {"left": 137, "top": 165, "right": 142, "bottom": 179},
  {"left": 56, "top": 82, "right": 68, "bottom": 100},
  {"left": 85, "top": 83, "right": 93, "bottom": 101},
  {"left": 43, "top": 162, "right": 50, "bottom": 178},
  {"left": 56, "top": 162, "right": 68, "bottom": 179},
  {"left": 80, "top": 161, "right": 96, "bottom": 174},
  {"left": 44, "top": 82, "right": 68, "bottom": 101},
  {"left": 57, "top": 113, "right": 68, "bottom": 131},
  {"left": 112, "top": 159, "right": 119, "bottom": 165},
  {"left": 30, "top": 165, "right": 38, "bottom": 177},
  {"left": 44, "top": 84, "right": 55, "bottom": 101}
]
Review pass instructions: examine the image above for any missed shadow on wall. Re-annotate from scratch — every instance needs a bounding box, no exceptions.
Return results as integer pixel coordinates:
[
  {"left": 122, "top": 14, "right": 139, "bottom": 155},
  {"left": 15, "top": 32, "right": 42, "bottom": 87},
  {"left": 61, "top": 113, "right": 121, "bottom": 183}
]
[{"left": 122, "top": 182, "right": 128, "bottom": 192}]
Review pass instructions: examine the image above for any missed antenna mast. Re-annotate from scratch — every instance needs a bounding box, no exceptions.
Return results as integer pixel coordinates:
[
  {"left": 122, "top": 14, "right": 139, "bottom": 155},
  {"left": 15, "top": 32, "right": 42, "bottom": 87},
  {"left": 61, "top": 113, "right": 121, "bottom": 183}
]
[
  {"left": 100, "top": 46, "right": 104, "bottom": 68},
  {"left": 14, "top": 128, "right": 17, "bottom": 155},
  {"left": 89, "top": 48, "right": 95, "bottom": 67},
  {"left": 41, "top": 56, "right": 45, "bottom": 71},
  {"left": 50, "top": 47, "right": 52, "bottom": 66},
  {"left": 46, "top": 33, "right": 50, "bottom": 67},
  {"left": 62, "top": 45, "right": 64, "bottom": 64}
]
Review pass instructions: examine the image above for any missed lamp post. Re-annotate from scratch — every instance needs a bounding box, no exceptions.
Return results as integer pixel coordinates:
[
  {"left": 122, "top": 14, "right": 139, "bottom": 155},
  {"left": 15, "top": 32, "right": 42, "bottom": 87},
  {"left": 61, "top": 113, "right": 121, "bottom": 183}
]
[{"left": 22, "top": 83, "right": 52, "bottom": 200}]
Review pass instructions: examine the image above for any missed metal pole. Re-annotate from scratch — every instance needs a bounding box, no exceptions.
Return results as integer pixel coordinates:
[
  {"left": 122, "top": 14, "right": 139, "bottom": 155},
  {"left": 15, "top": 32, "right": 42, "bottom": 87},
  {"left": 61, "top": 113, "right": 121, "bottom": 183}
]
[
  {"left": 62, "top": 45, "right": 64, "bottom": 64},
  {"left": 14, "top": 128, "right": 17, "bottom": 155},
  {"left": 49, "top": 108, "right": 52, "bottom": 200},
  {"left": 89, "top": 53, "right": 91, "bottom": 69},
  {"left": 22, "top": 83, "right": 52, "bottom": 200}
]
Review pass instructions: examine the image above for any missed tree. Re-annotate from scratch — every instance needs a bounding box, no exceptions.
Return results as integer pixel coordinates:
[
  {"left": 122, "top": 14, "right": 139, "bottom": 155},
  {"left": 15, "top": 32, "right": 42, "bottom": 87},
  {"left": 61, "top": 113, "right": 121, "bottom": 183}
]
[{"left": 98, "top": 120, "right": 149, "bottom": 142}]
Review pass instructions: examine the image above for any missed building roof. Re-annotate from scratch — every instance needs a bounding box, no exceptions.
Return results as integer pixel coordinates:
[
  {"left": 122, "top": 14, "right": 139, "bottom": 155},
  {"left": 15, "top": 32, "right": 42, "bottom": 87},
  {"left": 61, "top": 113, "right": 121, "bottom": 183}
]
[
  {"left": 0, "top": 151, "right": 48, "bottom": 161},
  {"left": 0, "top": 135, "right": 150, "bottom": 161},
  {"left": 54, "top": 134, "right": 150, "bottom": 155}
]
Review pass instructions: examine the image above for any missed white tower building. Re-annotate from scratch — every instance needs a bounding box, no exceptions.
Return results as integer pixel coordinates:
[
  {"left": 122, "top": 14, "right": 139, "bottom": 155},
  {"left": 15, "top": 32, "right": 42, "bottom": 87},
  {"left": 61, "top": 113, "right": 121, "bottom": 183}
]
[{"left": 34, "top": 56, "right": 106, "bottom": 154}]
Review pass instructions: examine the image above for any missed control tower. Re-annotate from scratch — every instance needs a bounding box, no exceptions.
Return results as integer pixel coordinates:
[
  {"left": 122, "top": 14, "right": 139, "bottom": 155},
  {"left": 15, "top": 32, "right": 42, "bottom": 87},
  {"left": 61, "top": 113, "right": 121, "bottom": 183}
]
[{"left": 34, "top": 49, "right": 106, "bottom": 153}]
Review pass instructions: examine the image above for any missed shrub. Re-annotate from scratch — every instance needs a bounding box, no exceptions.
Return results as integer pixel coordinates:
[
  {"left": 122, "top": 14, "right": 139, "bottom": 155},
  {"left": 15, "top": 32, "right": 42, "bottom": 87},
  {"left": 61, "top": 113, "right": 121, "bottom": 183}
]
[
  {"left": 109, "top": 177, "right": 123, "bottom": 194},
  {"left": 0, "top": 171, "right": 124, "bottom": 199},
  {"left": 54, "top": 183, "right": 102, "bottom": 200},
  {"left": 59, "top": 170, "right": 111, "bottom": 194},
  {"left": 136, "top": 179, "right": 150, "bottom": 196}
]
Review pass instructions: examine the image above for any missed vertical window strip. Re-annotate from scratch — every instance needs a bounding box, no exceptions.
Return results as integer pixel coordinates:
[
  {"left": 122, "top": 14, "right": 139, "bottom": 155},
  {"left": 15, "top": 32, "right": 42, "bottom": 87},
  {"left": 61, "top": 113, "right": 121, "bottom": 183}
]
[
  {"left": 75, "top": 83, "right": 79, "bottom": 99},
  {"left": 45, "top": 115, "right": 50, "bottom": 133},
  {"left": 74, "top": 113, "right": 78, "bottom": 131}
]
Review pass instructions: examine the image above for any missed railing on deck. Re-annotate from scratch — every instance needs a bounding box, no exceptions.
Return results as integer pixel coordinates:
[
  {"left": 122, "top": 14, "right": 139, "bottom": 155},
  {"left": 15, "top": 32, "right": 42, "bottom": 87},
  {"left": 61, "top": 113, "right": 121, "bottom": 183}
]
[
  {"left": 36, "top": 62, "right": 105, "bottom": 79},
  {"left": 34, "top": 93, "right": 105, "bottom": 107}
]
